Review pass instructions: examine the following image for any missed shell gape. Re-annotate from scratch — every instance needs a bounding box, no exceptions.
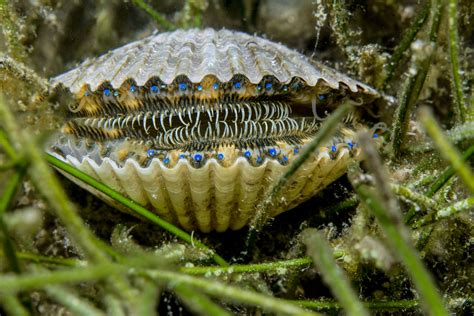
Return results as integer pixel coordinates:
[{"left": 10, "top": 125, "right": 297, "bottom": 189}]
[{"left": 58, "top": 74, "right": 355, "bottom": 167}]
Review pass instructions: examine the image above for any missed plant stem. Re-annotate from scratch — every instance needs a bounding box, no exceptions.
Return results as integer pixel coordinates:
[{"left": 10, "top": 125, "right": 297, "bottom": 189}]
[
  {"left": 301, "top": 229, "right": 369, "bottom": 316},
  {"left": 144, "top": 270, "right": 320, "bottom": 316},
  {"left": 412, "top": 197, "right": 474, "bottom": 228},
  {"left": 352, "top": 183, "right": 448, "bottom": 315},
  {"left": 383, "top": 0, "right": 431, "bottom": 86},
  {"left": 46, "top": 154, "right": 228, "bottom": 267},
  {"left": 405, "top": 144, "right": 474, "bottom": 223},
  {"left": 447, "top": 0, "right": 467, "bottom": 122},
  {"left": 0, "top": 250, "right": 81, "bottom": 267},
  {"left": 0, "top": 171, "right": 24, "bottom": 273},
  {"left": 131, "top": 0, "right": 175, "bottom": 30},
  {"left": 0, "top": 96, "right": 139, "bottom": 305},
  {"left": 0, "top": 264, "right": 320, "bottom": 316},
  {"left": 419, "top": 107, "right": 474, "bottom": 194},
  {"left": 0, "top": 56, "right": 49, "bottom": 92},
  {"left": 45, "top": 285, "right": 106, "bottom": 316},
  {"left": 174, "top": 284, "right": 231, "bottom": 316},
  {"left": 391, "top": 183, "right": 438, "bottom": 211},
  {"left": 293, "top": 299, "right": 419, "bottom": 311},
  {"left": 390, "top": 0, "right": 443, "bottom": 157},
  {"left": 180, "top": 257, "right": 314, "bottom": 275},
  {"left": 0, "top": 129, "right": 17, "bottom": 159},
  {"left": 0, "top": 294, "right": 29, "bottom": 316}
]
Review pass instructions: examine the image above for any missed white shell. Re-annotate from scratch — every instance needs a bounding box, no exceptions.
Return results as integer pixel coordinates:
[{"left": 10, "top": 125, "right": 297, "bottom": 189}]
[
  {"left": 51, "top": 28, "right": 378, "bottom": 96},
  {"left": 52, "top": 146, "right": 357, "bottom": 232}
]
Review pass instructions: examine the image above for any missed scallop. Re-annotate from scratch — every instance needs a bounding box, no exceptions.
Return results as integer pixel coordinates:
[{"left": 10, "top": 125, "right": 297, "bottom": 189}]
[{"left": 49, "top": 28, "right": 380, "bottom": 232}]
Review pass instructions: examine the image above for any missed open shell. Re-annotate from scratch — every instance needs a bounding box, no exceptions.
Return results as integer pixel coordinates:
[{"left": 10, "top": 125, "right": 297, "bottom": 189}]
[{"left": 50, "top": 28, "right": 379, "bottom": 232}]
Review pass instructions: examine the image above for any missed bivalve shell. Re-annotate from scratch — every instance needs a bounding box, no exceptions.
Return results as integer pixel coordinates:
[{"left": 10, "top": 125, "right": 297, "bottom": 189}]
[{"left": 49, "top": 28, "right": 380, "bottom": 232}]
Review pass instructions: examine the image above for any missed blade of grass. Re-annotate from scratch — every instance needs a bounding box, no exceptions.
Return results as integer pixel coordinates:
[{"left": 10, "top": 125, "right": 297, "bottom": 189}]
[
  {"left": 0, "top": 97, "right": 108, "bottom": 263},
  {"left": 0, "top": 250, "right": 81, "bottom": 267},
  {"left": 405, "top": 144, "right": 474, "bottom": 223},
  {"left": 0, "top": 129, "right": 17, "bottom": 159},
  {"left": 390, "top": 0, "right": 443, "bottom": 157},
  {"left": 419, "top": 107, "right": 474, "bottom": 194},
  {"left": 179, "top": 0, "right": 207, "bottom": 28},
  {"left": 0, "top": 264, "right": 320, "bottom": 316},
  {"left": 349, "top": 132, "right": 448, "bottom": 316},
  {"left": 351, "top": 181, "right": 448, "bottom": 316},
  {"left": 245, "top": 102, "right": 352, "bottom": 255},
  {"left": 391, "top": 183, "right": 438, "bottom": 211},
  {"left": 131, "top": 0, "right": 175, "bottom": 30},
  {"left": 412, "top": 197, "right": 474, "bottom": 228},
  {"left": 0, "top": 294, "right": 30, "bottom": 316},
  {"left": 383, "top": 0, "right": 431, "bottom": 87},
  {"left": 293, "top": 299, "right": 419, "bottom": 312},
  {"left": 134, "top": 280, "right": 160, "bottom": 316},
  {"left": 46, "top": 154, "right": 228, "bottom": 267},
  {"left": 0, "top": 170, "right": 24, "bottom": 273},
  {"left": 180, "top": 257, "right": 315, "bottom": 275},
  {"left": 45, "top": 285, "right": 106, "bottom": 316},
  {"left": 0, "top": 96, "right": 140, "bottom": 308},
  {"left": 0, "top": 56, "right": 49, "bottom": 92},
  {"left": 144, "top": 270, "right": 320, "bottom": 316},
  {"left": 174, "top": 284, "right": 231, "bottom": 316},
  {"left": 408, "top": 121, "right": 474, "bottom": 153},
  {"left": 446, "top": 0, "right": 468, "bottom": 122},
  {"left": 301, "top": 229, "right": 369, "bottom": 316}
]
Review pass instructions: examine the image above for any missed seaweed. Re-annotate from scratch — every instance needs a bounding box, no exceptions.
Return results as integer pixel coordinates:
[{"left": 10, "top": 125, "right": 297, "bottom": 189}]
[{"left": 0, "top": 1, "right": 473, "bottom": 315}]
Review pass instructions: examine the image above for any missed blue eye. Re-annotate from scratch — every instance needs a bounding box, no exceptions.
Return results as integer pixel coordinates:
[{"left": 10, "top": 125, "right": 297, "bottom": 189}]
[
  {"left": 213, "top": 82, "right": 219, "bottom": 90},
  {"left": 163, "top": 157, "right": 170, "bottom": 164},
  {"left": 244, "top": 151, "right": 252, "bottom": 158},
  {"left": 373, "top": 133, "right": 379, "bottom": 139},
  {"left": 319, "top": 94, "right": 327, "bottom": 101},
  {"left": 282, "top": 85, "right": 288, "bottom": 92},
  {"left": 197, "top": 85, "right": 203, "bottom": 91},
  {"left": 179, "top": 83, "right": 187, "bottom": 91},
  {"left": 103, "top": 89, "right": 111, "bottom": 97},
  {"left": 130, "top": 85, "right": 137, "bottom": 93},
  {"left": 179, "top": 154, "right": 186, "bottom": 159},
  {"left": 147, "top": 149, "right": 156, "bottom": 157},
  {"left": 293, "top": 148, "right": 299, "bottom": 154},
  {"left": 84, "top": 91, "right": 90, "bottom": 97},
  {"left": 347, "top": 141, "right": 354, "bottom": 149},
  {"left": 331, "top": 145, "right": 337, "bottom": 153},
  {"left": 269, "top": 148, "right": 277, "bottom": 156},
  {"left": 194, "top": 153, "right": 203, "bottom": 162},
  {"left": 113, "top": 91, "right": 119, "bottom": 97},
  {"left": 257, "top": 156, "right": 263, "bottom": 163},
  {"left": 217, "top": 153, "right": 224, "bottom": 160},
  {"left": 283, "top": 156, "right": 288, "bottom": 162},
  {"left": 256, "top": 84, "right": 262, "bottom": 91},
  {"left": 265, "top": 82, "right": 273, "bottom": 90},
  {"left": 151, "top": 85, "right": 159, "bottom": 93},
  {"left": 234, "top": 82, "right": 242, "bottom": 89}
]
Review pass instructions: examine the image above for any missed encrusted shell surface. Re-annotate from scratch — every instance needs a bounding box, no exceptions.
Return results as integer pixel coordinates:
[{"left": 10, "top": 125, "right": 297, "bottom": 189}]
[{"left": 50, "top": 28, "right": 380, "bottom": 232}]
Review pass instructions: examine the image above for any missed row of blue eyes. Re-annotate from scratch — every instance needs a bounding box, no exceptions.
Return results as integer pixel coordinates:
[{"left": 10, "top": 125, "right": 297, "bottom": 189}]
[
  {"left": 94, "top": 82, "right": 324, "bottom": 98},
  {"left": 144, "top": 137, "right": 381, "bottom": 164}
]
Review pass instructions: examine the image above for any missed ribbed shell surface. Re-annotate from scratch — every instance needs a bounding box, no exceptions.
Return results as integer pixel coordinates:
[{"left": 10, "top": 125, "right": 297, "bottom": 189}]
[
  {"left": 51, "top": 28, "right": 377, "bottom": 95},
  {"left": 54, "top": 147, "right": 356, "bottom": 232}
]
